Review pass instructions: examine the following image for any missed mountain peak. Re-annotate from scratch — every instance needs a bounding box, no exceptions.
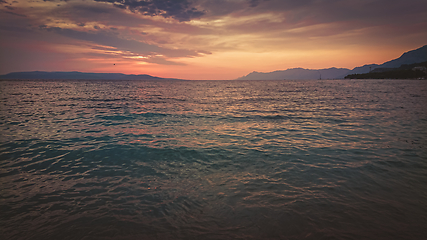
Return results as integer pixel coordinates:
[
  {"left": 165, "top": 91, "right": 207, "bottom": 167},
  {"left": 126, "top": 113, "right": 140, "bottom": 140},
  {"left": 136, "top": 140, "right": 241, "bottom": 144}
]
[
  {"left": 237, "top": 67, "right": 350, "bottom": 80},
  {"left": 379, "top": 45, "right": 427, "bottom": 69},
  {"left": 237, "top": 44, "right": 427, "bottom": 80}
]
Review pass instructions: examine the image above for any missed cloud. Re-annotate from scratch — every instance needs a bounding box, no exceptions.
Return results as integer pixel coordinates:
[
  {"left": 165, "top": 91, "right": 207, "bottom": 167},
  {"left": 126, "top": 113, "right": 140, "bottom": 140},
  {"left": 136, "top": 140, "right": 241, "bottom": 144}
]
[
  {"left": 94, "top": 0, "right": 205, "bottom": 21},
  {"left": 1, "top": 9, "right": 26, "bottom": 17},
  {"left": 40, "top": 26, "right": 207, "bottom": 62},
  {"left": 145, "top": 56, "right": 186, "bottom": 65},
  {"left": 193, "top": 0, "right": 426, "bottom": 27},
  {"left": 191, "top": 0, "right": 427, "bottom": 42},
  {"left": 0, "top": 0, "right": 213, "bottom": 67},
  {"left": 1, "top": 0, "right": 426, "bottom": 78},
  {"left": 48, "top": 2, "right": 153, "bottom": 27}
]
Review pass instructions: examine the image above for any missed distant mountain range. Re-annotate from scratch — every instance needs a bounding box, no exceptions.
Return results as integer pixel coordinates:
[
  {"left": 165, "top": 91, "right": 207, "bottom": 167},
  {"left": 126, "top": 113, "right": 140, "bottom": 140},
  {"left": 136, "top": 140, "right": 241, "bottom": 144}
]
[
  {"left": 0, "top": 71, "right": 184, "bottom": 81},
  {"left": 236, "top": 67, "right": 350, "bottom": 80},
  {"left": 344, "top": 61, "right": 427, "bottom": 79},
  {"left": 237, "top": 45, "right": 427, "bottom": 80},
  {"left": 1, "top": 45, "right": 426, "bottom": 80}
]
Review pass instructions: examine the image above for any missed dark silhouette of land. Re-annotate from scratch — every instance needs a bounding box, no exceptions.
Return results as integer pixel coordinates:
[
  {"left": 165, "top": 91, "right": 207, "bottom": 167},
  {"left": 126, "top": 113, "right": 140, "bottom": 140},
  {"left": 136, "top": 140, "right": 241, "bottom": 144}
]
[
  {"left": 1, "top": 45, "right": 426, "bottom": 80},
  {"left": 345, "top": 61, "right": 427, "bottom": 79},
  {"left": 237, "top": 45, "right": 427, "bottom": 80}
]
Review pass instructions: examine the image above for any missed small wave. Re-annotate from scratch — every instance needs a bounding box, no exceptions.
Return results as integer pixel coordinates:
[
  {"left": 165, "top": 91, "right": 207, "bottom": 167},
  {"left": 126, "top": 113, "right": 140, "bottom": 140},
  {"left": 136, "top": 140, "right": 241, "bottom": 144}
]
[
  {"left": 261, "top": 114, "right": 290, "bottom": 120},
  {"left": 95, "top": 112, "right": 169, "bottom": 121}
]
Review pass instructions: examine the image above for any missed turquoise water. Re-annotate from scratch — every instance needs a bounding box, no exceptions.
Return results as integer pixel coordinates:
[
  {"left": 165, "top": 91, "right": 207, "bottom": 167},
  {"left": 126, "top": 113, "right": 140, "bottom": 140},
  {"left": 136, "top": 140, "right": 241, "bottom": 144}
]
[{"left": 1, "top": 79, "right": 427, "bottom": 239}]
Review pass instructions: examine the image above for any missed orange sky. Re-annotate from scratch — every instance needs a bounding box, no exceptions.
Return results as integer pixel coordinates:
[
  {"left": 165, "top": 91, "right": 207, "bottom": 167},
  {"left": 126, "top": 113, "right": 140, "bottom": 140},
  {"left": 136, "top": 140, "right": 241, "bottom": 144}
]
[{"left": 1, "top": 0, "right": 426, "bottom": 79}]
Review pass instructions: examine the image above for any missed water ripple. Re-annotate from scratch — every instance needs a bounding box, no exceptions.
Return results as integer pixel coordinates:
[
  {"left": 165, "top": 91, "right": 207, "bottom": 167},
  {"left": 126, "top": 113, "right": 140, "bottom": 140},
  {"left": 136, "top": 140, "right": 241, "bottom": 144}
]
[{"left": 1, "top": 80, "right": 427, "bottom": 239}]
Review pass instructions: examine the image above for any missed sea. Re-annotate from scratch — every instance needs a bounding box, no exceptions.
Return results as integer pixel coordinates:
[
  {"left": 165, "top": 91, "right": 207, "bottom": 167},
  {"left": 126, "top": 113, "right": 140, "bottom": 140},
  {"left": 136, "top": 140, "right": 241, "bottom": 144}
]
[{"left": 1, "top": 79, "right": 426, "bottom": 240}]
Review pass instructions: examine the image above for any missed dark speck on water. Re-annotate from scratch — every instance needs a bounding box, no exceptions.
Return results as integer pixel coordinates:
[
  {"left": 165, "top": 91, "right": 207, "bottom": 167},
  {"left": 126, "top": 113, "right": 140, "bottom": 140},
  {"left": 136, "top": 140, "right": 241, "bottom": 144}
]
[{"left": 1, "top": 79, "right": 427, "bottom": 239}]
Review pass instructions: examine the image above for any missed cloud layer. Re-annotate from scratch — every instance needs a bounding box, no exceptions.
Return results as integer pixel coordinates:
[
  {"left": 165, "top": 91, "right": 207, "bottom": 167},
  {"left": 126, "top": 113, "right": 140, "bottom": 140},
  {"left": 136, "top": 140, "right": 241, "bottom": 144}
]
[
  {"left": 95, "top": 0, "right": 206, "bottom": 21},
  {"left": 1, "top": 0, "right": 426, "bottom": 79}
]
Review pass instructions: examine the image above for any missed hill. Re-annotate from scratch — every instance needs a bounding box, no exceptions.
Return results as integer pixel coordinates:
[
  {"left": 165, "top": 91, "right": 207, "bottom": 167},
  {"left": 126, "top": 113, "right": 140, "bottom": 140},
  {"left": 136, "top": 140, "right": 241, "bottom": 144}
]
[
  {"left": 379, "top": 45, "right": 427, "bottom": 69},
  {"left": 236, "top": 67, "right": 350, "bottom": 80},
  {"left": 345, "top": 61, "right": 427, "bottom": 79},
  {"left": 236, "top": 45, "right": 427, "bottom": 80}
]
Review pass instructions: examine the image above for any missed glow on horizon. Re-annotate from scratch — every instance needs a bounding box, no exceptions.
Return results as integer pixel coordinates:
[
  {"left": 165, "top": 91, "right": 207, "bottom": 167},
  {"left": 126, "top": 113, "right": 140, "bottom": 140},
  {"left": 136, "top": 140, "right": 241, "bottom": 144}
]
[{"left": 1, "top": 0, "right": 426, "bottom": 80}]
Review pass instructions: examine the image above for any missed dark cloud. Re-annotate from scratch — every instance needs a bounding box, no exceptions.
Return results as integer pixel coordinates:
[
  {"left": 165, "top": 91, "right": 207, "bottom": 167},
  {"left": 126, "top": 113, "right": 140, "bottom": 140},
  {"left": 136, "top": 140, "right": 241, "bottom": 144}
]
[
  {"left": 196, "top": 0, "right": 426, "bottom": 26},
  {"left": 48, "top": 2, "right": 155, "bottom": 28},
  {"left": 73, "top": 4, "right": 114, "bottom": 14},
  {"left": 196, "top": 0, "right": 427, "bottom": 37},
  {"left": 1, "top": 9, "right": 26, "bottom": 17},
  {"left": 195, "top": 0, "right": 316, "bottom": 18},
  {"left": 94, "top": 0, "right": 205, "bottom": 21},
  {"left": 247, "top": 0, "right": 260, "bottom": 8}
]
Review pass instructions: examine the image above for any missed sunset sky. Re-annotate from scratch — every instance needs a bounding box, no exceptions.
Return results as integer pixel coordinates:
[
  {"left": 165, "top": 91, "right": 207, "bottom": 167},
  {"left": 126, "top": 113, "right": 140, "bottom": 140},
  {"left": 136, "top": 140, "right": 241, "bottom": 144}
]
[{"left": 1, "top": 0, "right": 426, "bottom": 80}]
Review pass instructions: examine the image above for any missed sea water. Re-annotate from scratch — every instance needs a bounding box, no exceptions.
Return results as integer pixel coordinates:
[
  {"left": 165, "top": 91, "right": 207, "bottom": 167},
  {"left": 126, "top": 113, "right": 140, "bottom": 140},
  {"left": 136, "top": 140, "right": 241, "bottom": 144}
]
[{"left": 1, "top": 79, "right": 426, "bottom": 240}]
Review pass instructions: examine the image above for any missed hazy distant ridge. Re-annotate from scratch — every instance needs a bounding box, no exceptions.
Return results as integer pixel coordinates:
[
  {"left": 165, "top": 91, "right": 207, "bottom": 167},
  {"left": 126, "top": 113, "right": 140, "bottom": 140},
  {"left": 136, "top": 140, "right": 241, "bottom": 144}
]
[
  {"left": 2, "top": 45, "right": 426, "bottom": 81},
  {"left": 0, "top": 71, "right": 183, "bottom": 81},
  {"left": 379, "top": 45, "right": 427, "bottom": 68},
  {"left": 237, "top": 68, "right": 350, "bottom": 80},
  {"left": 237, "top": 45, "right": 427, "bottom": 80}
]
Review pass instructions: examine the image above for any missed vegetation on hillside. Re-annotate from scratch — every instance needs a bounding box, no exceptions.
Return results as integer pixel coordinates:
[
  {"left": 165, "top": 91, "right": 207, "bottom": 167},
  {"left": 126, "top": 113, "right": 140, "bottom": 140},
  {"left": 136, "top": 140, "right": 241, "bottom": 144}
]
[{"left": 345, "top": 61, "right": 427, "bottom": 79}]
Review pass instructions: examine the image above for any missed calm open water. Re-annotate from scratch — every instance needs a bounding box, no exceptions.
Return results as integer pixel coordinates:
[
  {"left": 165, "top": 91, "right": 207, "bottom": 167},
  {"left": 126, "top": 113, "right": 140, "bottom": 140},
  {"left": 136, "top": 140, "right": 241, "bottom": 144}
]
[{"left": 1, "top": 79, "right": 427, "bottom": 240}]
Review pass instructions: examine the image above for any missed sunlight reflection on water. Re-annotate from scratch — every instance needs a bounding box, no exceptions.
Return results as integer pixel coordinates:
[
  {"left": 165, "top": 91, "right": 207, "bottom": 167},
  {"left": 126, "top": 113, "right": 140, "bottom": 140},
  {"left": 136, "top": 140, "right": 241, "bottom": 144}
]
[{"left": 1, "top": 79, "right": 427, "bottom": 239}]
